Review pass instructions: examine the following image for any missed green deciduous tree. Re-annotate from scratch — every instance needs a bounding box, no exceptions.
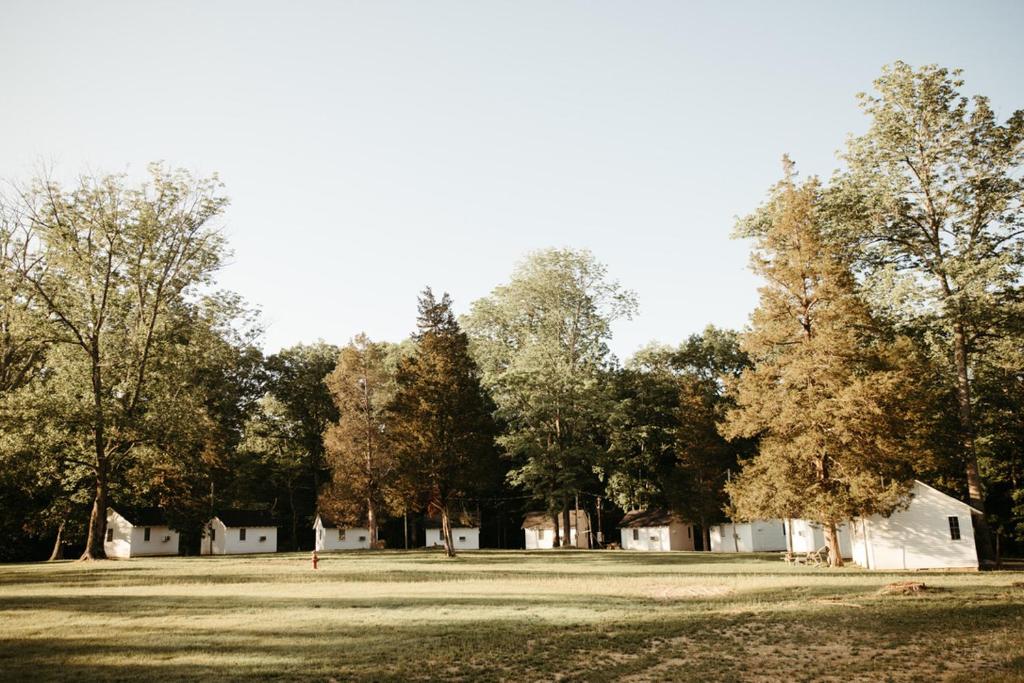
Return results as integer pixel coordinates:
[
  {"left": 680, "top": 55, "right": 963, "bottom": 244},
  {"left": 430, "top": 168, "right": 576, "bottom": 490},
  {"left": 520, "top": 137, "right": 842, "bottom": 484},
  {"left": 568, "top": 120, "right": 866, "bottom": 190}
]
[
  {"left": 1, "top": 165, "right": 229, "bottom": 559},
  {"left": 724, "top": 161, "right": 926, "bottom": 567},
  {"left": 464, "top": 248, "right": 637, "bottom": 546},
  {"left": 834, "top": 62, "right": 1024, "bottom": 560},
  {"left": 255, "top": 342, "right": 340, "bottom": 548},
  {"left": 606, "top": 329, "right": 751, "bottom": 550}
]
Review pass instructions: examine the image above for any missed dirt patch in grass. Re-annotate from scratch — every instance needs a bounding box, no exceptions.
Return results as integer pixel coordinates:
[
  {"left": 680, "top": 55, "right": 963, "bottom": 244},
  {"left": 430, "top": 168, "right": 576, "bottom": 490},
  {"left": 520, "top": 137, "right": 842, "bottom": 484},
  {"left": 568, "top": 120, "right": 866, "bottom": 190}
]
[{"left": 879, "top": 580, "right": 933, "bottom": 595}]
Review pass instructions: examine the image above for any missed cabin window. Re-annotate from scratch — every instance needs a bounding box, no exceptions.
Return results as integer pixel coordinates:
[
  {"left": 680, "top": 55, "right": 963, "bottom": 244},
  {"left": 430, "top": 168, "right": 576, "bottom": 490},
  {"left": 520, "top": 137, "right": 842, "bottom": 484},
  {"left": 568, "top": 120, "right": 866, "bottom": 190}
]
[
  {"left": 358, "top": 535, "right": 366, "bottom": 542},
  {"left": 106, "top": 528, "right": 113, "bottom": 542},
  {"left": 948, "top": 516, "right": 961, "bottom": 541},
  {"left": 211, "top": 528, "right": 216, "bottom": 541},
  {"left": 143, "top": 528, "right": 151, "bottom": 542},
  {"left": 339, "top": 529, "right": 346, "bottom": 541},
  {"left": 458, "top": 536, "right": 466, "bottom": 542},
  {"left": 537, "top": 529, "right": 545, "bottom": 540},
  {"left": 240, "top": 528, "right": 247, "bottom": 541},
  {"left": 632, "top": 529, "right": 639, "bottom": 541}
]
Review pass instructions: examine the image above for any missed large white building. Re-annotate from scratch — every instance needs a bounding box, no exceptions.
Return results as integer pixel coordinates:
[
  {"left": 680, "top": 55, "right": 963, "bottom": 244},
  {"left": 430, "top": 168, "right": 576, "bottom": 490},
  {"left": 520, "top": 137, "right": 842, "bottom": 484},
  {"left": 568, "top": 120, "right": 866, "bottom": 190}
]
[
  {"left": 618, "top": 509, "right": 695, "bottom": 551},
  {"left": 850, "top": 480, "right": 979, "bottom": 570},
  {"left": 314, "top": 513, "right": 371, "bottom": 551},
  {"left": 104, "top": 507, "right": 180, "bottom": 558},
  {"left": 202, "top": 509, "right": 278, "bottom": 555},
  {"left": 425, "top": 513, "right": 480, "bottom": 550},
  {"left": 522, "top": 510, "right": 591, "bottom": 549},
  {"left": 709, "top": 520, "right": 788, "bottom": 552}
]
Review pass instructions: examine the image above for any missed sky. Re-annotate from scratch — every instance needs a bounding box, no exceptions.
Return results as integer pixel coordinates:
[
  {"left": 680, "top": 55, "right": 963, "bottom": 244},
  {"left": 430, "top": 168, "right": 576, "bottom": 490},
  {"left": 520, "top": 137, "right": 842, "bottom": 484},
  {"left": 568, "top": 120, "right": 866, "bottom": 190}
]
[{"left": 2, "top": 1, "right": 1022, "bottom": 359}]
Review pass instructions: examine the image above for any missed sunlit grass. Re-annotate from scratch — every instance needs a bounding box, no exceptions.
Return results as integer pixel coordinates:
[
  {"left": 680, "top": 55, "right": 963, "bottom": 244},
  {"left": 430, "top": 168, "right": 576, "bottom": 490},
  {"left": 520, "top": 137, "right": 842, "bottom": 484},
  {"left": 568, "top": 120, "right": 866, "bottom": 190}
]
[{"left": 1, "top": 550, "right": 1022, "bottom": 681}]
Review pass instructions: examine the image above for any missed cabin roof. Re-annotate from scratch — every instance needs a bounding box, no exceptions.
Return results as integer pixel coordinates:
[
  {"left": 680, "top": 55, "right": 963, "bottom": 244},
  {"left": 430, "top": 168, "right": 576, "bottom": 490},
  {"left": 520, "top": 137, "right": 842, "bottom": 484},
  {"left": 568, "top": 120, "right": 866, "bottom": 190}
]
[
  {"left": 110, "top": 506, "right": 168, "bottom": 527},
  {"left": 424, "top": 512, "right": 480, "bottom": 529},
  {"left": 315, "top": 512, "right": 368, "bottom": 529},
  {"left": 214, "top": 509, "right": 276, "bottom": 528},
  {"left": 618, "top": 509, "right": 685, "bottom": 528}
]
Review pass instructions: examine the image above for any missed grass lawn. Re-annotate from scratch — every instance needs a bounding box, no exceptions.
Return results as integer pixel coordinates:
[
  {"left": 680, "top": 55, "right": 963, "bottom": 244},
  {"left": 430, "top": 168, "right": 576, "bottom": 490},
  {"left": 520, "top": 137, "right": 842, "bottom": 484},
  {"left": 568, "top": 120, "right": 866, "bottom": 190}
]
[{"left": 1, "top": 550, "right": 1022, "bottom": 682}]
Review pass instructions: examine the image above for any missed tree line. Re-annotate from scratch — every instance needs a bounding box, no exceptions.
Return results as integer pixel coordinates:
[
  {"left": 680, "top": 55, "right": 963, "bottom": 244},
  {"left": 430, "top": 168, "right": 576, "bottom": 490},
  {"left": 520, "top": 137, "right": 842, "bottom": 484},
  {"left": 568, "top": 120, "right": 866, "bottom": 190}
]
[{"left": 0, "top": 61, "right": 1021, "bottom": 563}]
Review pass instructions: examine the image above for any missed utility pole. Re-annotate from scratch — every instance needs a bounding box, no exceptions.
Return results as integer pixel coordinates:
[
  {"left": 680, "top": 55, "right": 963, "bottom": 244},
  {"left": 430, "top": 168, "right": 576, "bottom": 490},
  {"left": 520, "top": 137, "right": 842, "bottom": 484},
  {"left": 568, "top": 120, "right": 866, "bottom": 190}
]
[{"left": 597, "top": 495, "right": 603, "bottom": 548}]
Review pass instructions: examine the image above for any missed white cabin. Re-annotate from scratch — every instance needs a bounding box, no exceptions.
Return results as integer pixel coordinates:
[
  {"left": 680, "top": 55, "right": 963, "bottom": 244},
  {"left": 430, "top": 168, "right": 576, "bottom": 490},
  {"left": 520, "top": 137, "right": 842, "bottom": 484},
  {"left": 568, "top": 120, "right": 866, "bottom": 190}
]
[
  {"left": 425, "top": 513, "right": 480, "bottom": 550},
  {"left": 522, "top": 510, "right": 591, "bottom": 549},
  {"left": 314, "top": 513, "right": 371, "bottom": 551},
  {"left": 850, "top": 480, "right": 979, "bottom": 570},
  {"left": 104, "top": 507, "right": 179, "bottom": 558},
  {"left": 618, "top": 509, "right": 695, "bottom": 551},
  {"left": 202, "top": 509, "right": 278, "bottom": 555},
  {"left": 709, "top": 520, "right": 788, "bottom": 552}
]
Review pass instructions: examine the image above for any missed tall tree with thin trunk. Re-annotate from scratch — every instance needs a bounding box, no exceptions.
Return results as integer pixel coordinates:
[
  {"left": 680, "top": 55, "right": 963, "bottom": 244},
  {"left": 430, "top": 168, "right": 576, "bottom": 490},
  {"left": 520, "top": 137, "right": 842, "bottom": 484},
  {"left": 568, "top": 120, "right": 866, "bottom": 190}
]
[
  {"left": 835, "top": 62, "right": 1024, "bottom": 561},
  {"left": 463, "top": 249, "right": 637, "bottom": 545},
  {"left": 2, "top": 165, "right": 228, "bottom": 559},
  {"left": 723, "top": 160, "right": 925, "bottom": 567},
  {"left": 321, "top": 335, "right": 398, "bottom": 546},
  {"left": 390, "top": 289, "right": 498, "bottom": 557}
]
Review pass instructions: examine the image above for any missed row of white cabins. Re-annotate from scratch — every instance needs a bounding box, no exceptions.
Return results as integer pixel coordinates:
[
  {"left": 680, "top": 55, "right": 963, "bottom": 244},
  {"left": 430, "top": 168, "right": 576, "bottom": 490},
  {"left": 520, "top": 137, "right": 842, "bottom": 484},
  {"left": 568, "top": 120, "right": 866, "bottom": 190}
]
[{"left": 104, "top": 480, "right": 980, "bottom": 570}]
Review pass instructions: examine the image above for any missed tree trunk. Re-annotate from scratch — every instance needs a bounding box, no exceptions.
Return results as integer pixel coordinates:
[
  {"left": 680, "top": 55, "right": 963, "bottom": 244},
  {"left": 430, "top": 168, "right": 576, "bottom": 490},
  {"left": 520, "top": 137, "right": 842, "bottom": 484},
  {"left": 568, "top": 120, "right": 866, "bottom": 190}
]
[
  {"left": 367, "top": 499, "right": 377, "bottom": 546},
  {"left": 824, "top": 521, "right": 843, "bottom": 568},
  {"left": 574, "top": 495, "right": 583, "bottom": 549},
  {"left": 552, "top": 513, "right": 560, "bottom": 548},
  {"left": 288, "top": 483, "right": 298, "bottom": 551},
  {"left": 441, "top": 506, "right": 456, "bottom": 558},
  {"left": 951, "top": 314, "right": 994, "bottom": 564},
  {"left": 80, "top": 343, "right": 108, "bottom": 560},
  {"left": 80, "top": 461, "right": 108, "bottom": 560},
  {"left": 48, "top": 521, "right": 65, "bottom": 561},
  {"left": 785, "top": 518, "right": 794, "bottom": 558},
  {"left": 562, "top": 503, "right": 571, "bottom": 549}
]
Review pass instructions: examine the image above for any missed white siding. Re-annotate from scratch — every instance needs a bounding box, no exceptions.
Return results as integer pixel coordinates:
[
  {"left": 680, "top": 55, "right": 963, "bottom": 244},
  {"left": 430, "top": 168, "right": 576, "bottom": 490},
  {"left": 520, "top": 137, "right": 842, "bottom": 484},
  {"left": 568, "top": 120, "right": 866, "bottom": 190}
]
[
  {"left": 104, "top": 511, "right": 133, "bottom": 559},
  {"left": 619, "top": 522, "right": 695, "bottom": 551},
  {"left": 202, "top": 518, "right": 277, "bottom": 555},
  {"left": 202, "top": 518, "right": 226, "bottom": 555},
  {"left": 524, "top": 526, "right": 579, "bottom": 549},
  {"left": 788, "top": 519, "right": 852, "bottom": 557},
  {"left": 850, "top": 481, "right": 978, "bottom": 570},
  {"left": 127, "top": 526, "right": 179, "bottom": 557},
  {"left": 710, "top": 522, "right": 753, "bottom": 552},
  {"left": 104, "top": 510, "right": 179, "bottom": 558},
  {"left": 710, "top": 521, "right": 786, "bottom": 552},
  {"left": 314, "top": 517, "right": 371, "bottom": 551},
  {"left": 425, "top": 527, "right": 480, "bottom": 550},
  {"left": 750, "top": 520, "right": 787, "bottom": 551}
]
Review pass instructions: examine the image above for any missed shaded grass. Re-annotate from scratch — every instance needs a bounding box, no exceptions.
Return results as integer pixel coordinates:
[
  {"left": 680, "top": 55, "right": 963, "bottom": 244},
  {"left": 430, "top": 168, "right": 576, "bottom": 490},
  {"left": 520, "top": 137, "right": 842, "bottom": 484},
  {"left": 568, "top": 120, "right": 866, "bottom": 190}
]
[{"left": 1, "top": 550, "right": 1022, "bottom": 681}]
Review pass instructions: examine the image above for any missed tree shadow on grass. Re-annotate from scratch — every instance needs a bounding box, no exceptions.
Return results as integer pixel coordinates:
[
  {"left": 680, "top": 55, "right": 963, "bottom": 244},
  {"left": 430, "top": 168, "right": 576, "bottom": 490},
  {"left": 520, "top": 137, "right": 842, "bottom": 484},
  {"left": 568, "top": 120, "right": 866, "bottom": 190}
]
[{"left": 1, "top": 600, "right": 1023, "bottom": 682}]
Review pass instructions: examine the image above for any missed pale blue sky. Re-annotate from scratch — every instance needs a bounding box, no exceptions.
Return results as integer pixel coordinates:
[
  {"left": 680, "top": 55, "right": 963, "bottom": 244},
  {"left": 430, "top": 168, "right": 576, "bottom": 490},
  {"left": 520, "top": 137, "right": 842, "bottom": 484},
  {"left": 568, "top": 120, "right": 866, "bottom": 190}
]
[{"left": 3, "top": 1, "right": 1022, "bottom": 359}]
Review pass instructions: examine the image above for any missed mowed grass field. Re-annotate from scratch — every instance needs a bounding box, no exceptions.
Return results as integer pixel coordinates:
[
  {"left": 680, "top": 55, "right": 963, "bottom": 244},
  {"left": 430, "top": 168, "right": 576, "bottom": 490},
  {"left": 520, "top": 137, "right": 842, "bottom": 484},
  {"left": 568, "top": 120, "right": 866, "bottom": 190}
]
[{"left": 1, "top": 551, "right": 1023, "bottom": 682}]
